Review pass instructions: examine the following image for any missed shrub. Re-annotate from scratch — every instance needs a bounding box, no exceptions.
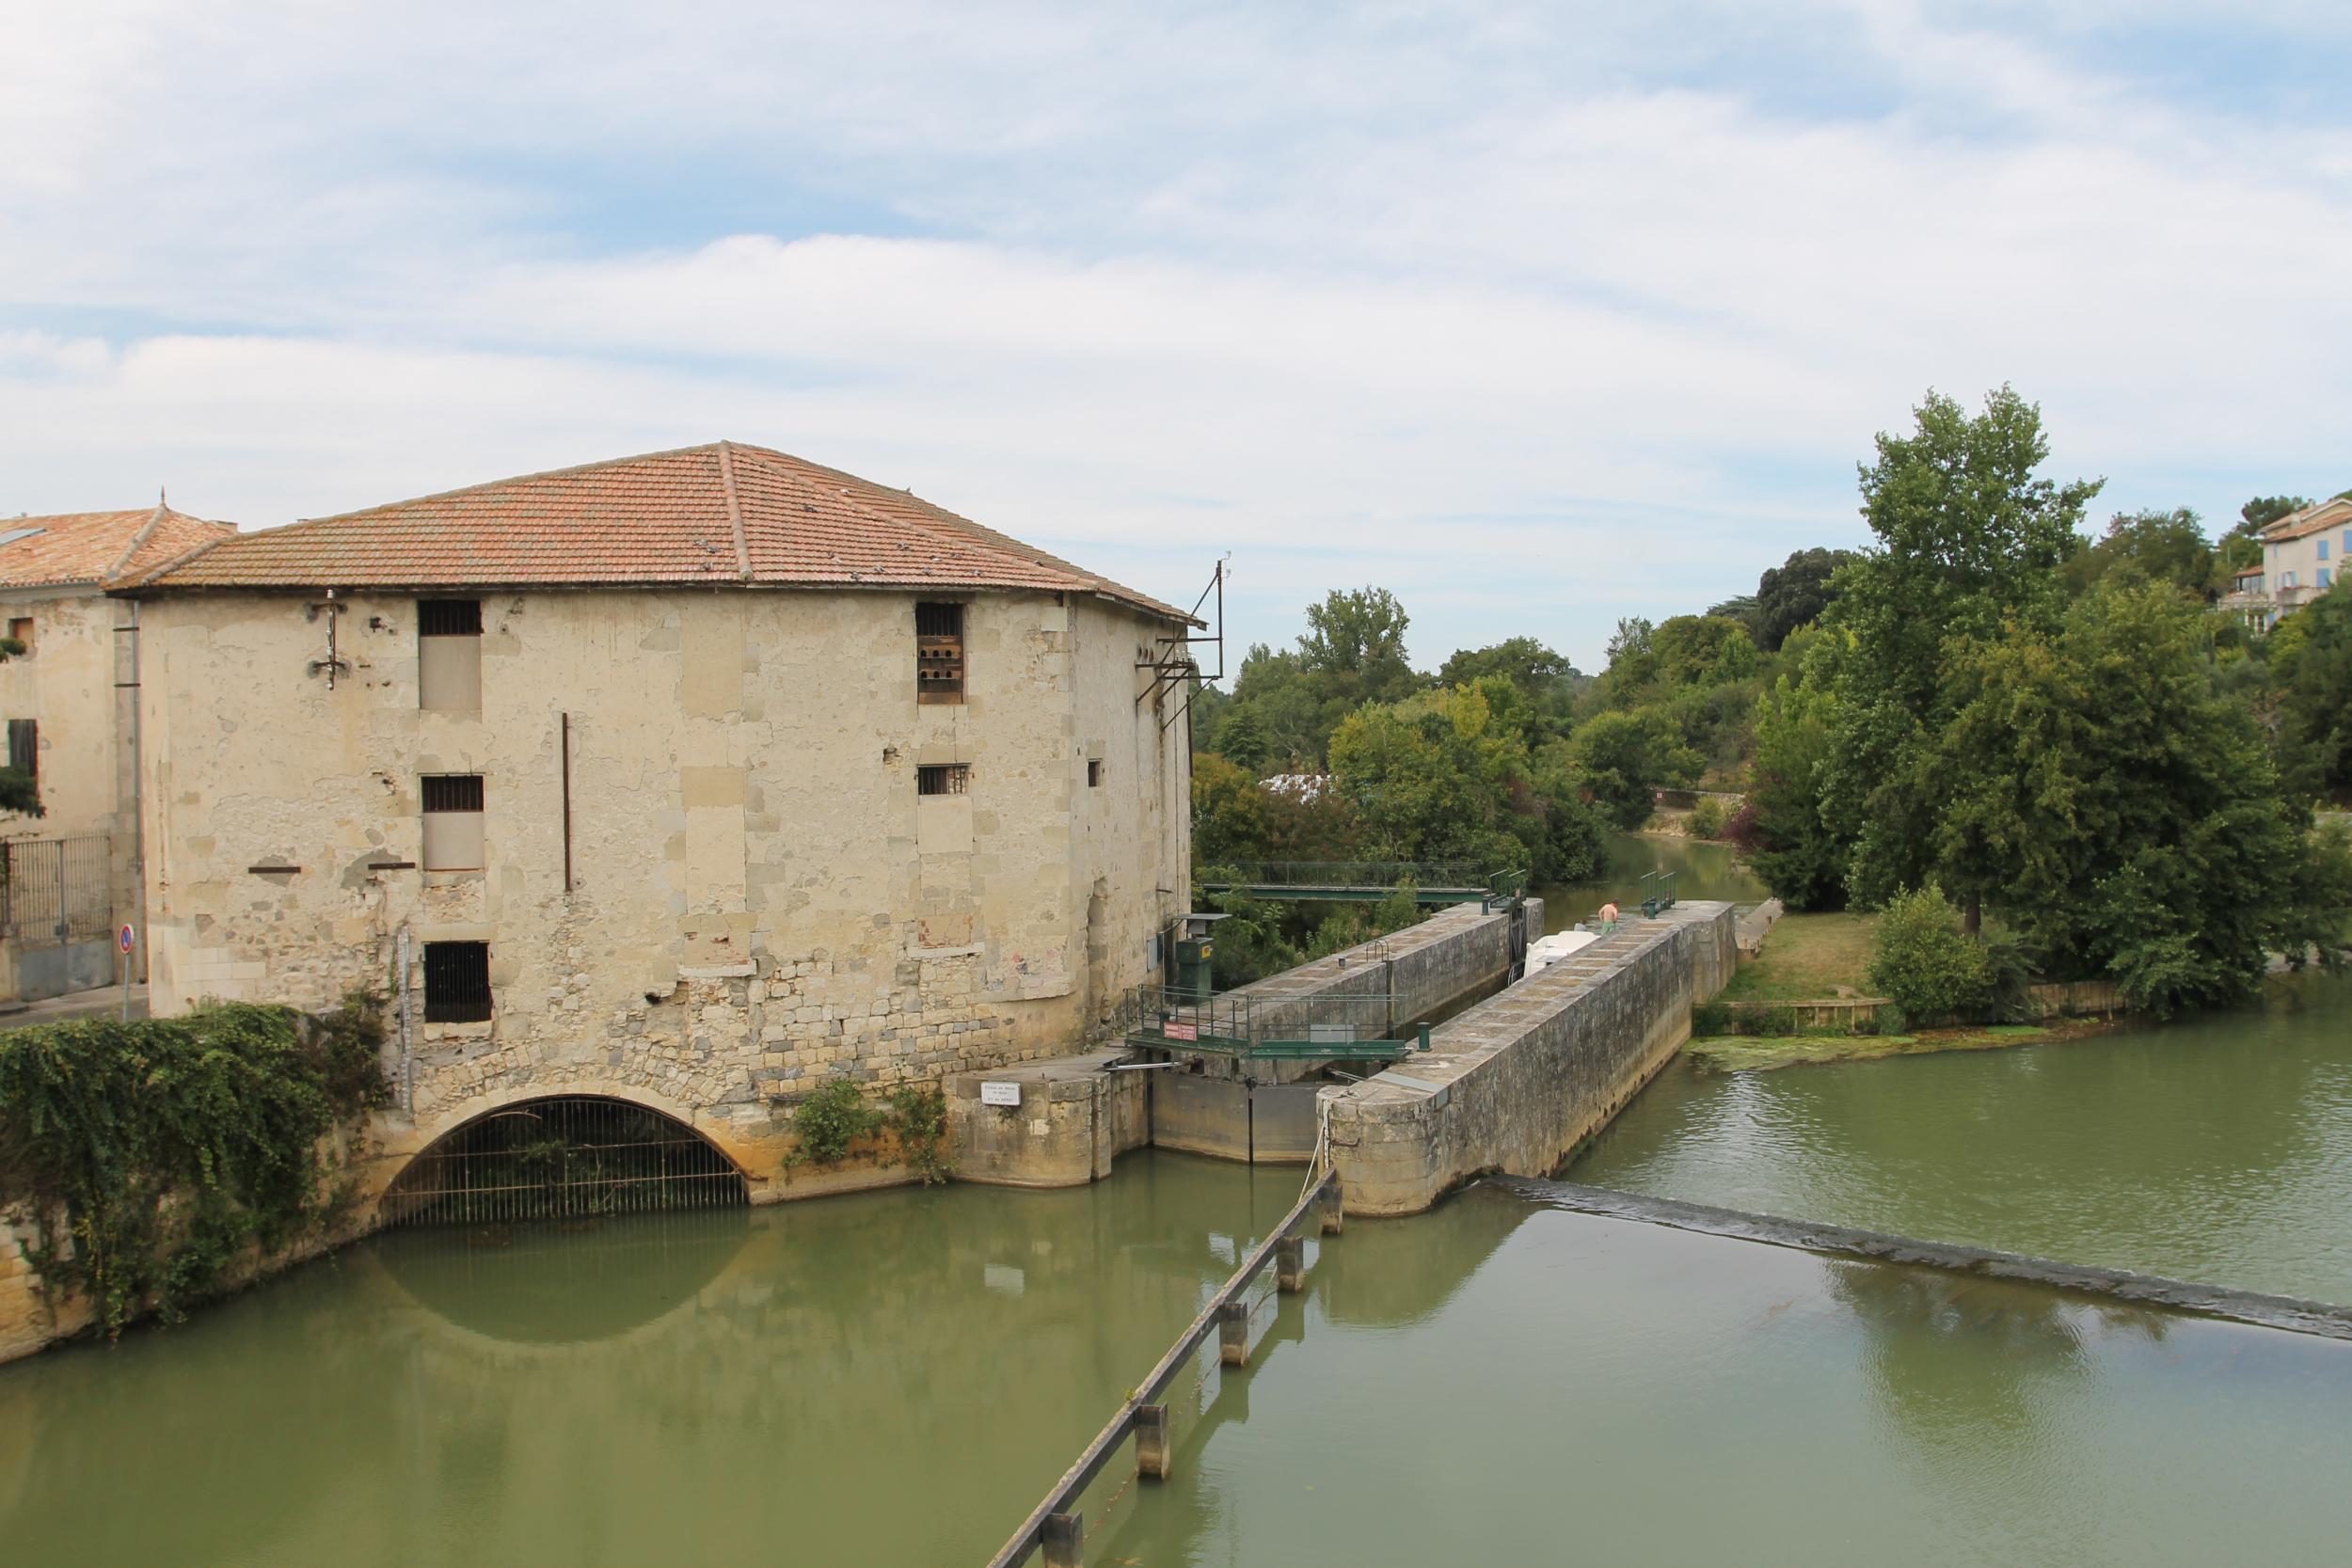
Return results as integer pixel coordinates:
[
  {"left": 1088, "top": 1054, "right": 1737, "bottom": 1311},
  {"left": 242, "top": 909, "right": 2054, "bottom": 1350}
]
[
  {"left": 888, "top": 1085, "right": 952, "bottom": 1185},
  {"left": 1687, "top": 798, "right": 1728, "bottom": 838},
  {"left": 788, "top": 1079, "right": 883, "bottom": 1166},
  {"left": 1867, "top": 883, "right": 1994, "bottom": 1024}
]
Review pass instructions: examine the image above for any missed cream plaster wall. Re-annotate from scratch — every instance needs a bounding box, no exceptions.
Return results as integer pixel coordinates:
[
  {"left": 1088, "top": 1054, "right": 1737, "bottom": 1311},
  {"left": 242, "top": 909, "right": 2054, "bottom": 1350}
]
[
  {"left": 135, "top": 586, "right": 1189, "bottom": 1197},
  {"left": 0, "top": 590, "right": 130, "bottom": 846}
]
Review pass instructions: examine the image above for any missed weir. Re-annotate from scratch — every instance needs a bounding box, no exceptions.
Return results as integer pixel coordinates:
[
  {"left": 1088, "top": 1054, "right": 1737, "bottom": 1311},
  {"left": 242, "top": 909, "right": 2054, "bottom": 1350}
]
[{"left": 1505, "top": 1179, "right": 2352, "bottom": 1340}]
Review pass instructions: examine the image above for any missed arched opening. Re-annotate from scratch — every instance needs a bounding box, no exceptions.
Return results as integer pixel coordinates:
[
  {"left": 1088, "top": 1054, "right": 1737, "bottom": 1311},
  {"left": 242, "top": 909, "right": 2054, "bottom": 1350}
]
[{"left": 380, "top": 1096, "right": 748, "bottom": 1228}]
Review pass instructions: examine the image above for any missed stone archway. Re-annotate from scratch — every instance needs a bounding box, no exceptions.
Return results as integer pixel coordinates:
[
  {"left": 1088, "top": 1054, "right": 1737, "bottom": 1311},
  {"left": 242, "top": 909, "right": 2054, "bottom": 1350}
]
[{"left": 378, "top": 1094, "right": 749, "bottom": 1228}]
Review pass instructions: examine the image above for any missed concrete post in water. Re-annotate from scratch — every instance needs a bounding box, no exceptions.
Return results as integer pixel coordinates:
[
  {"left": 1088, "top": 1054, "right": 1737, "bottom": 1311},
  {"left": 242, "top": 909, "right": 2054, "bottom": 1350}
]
[
  {"left": 1042, "top": 1511, "right": 1083, "bottom": 1568},
  {"left": 1317, "top": 1184, "right": 1343, "bottom": 1236},
  {"left": 1136, "top": 1402, "right": 1172, "bottom": 1481},
  {"left": 1218, "top": 1300, "right": 1250, "bottom": 1366},
  {"left": 1276, "top": 1235, "right": 1306, "bottom": 1293}
]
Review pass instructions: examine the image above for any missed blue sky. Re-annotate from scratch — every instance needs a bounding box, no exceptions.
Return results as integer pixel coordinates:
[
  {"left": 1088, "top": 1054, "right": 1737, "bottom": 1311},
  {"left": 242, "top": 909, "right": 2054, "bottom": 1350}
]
[{"left": 4, "top": 1, "right": 2348, "bottom": 672}]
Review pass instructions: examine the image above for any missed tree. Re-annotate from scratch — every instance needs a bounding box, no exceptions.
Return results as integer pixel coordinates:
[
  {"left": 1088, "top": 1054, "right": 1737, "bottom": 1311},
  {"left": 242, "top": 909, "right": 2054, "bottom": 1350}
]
[
  {"left": 1818, "top": 385, "right": 2103, "bottom": 917},
  {"left": 2272, "top": 588, "right": 2352, "bottom": 802},
  {"left": 2217, "top": 495, "right": 2313, "bottom": 576},
  {"left": 1753, "top": 547, "right": 1855, "bottom": 652},
  {"left": 1867, "top": 883, "right": 1994, "bottom": 1023},
  {"left": 1437, "top": 637, "right": 1576, "bottom": 701},
  {"left": 2064, "top": 507, "right": 2215, "bottom": 601},
  {"left": 1214, "top": 704, "right": 1270, "bottom": 773},
  {"left": 1739, "top": 670, "right": 1846, "bottom": 909},
  {"left": 1927, "top": 578, "right": 2348, "bottom": 1013},
  {"left": 1299, "top": 587, "right": 1410, "bottom": 673},
  {"left": 1569, "top": 708, "right": 1694, "bottom": 830},
  {"left": 1648, "top": 614, "right": 1759, "bottom": 689}
]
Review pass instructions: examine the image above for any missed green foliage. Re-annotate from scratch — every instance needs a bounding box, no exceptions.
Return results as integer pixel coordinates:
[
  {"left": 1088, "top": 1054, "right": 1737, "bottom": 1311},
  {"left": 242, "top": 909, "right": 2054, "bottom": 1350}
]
[
  {"left": 1867, "top": 884, "right": 1994, "bottom": 1024},
  {"left": 1740, "top": 671, "right": 1847, "bottom": 909},
  {"left": 2273, "top": 588, "right": 2352, "bottom": 801},
  {"left": 0, "top": 765, "right": 40, "bottom": 816},
  {"left": 1686, "top": 797, "right": 1727, "bottom": 838},
  {"left": 2064, "top": 507, "right": 2216, "bottom": 600},
  {"left": 1200, "top": 887, "right": 1305, "bottom": 990},
  {"left": 1755, "top": 547, "right": 1856, "bottom": 651},
  {"left": 1570, "top": 708, "right": 1695, "bottom": 829},
  {"left": 0, "top": 997, "right": 388, "bottom": 1338},
  {"left": 1930, "top": 578, "right": 2346, "bottom": 1013},
  {"left": 887, "top": 1085, "right": 951, "bottom": 1185},
  {"left": 787, "top": 1078, "right": 883, "bottom": 1166}
]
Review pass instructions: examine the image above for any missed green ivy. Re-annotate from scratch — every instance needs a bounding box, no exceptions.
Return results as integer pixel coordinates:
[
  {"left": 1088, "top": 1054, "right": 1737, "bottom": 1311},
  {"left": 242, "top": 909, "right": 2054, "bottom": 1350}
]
[{"left": 0, "top": 995, "right": 389, "bottom": 1338}]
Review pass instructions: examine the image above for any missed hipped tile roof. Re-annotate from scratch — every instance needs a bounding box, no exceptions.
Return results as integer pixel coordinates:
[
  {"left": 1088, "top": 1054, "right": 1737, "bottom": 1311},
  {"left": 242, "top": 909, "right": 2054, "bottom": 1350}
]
[
  {"left": 120, "top": 442, "right": 1193, "bottom": 623},
  {"left": 0, "top": 505, "right": 237, "bottom": 591},
  {"left": 2259, "top": 496, "right": 2352, "bottom": 544}
]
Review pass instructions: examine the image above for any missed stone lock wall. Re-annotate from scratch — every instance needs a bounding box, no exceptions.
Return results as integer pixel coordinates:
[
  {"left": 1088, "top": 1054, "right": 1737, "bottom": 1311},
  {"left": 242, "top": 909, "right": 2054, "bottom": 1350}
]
[
  {"left": 1326, "top": 902, "right": 1738, "bottom": 1216},
  {"left": 134, "top": 585, "right": 1189, "bottom": 1203}
]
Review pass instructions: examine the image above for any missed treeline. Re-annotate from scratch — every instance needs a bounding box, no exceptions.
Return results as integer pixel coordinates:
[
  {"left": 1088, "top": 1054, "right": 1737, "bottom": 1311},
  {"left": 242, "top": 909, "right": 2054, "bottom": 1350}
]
[{"left": 1729, "top": 387, "right": 2352, "bottom": 1014}]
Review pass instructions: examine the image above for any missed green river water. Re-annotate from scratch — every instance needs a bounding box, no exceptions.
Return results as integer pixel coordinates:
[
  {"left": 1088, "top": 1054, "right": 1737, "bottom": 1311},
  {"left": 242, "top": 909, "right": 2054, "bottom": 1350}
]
[{"left": 5, "top": 841, "right": 2349, "bottom": 1562}]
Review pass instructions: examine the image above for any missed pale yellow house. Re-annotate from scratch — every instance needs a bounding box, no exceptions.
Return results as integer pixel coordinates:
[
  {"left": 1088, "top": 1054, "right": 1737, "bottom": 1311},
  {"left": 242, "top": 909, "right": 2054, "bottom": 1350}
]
[
  {"left": 2223, "top": 496, "right": 2352, "bottom": 631},
  {"left": 113, "top": 442, "right": 1198, "bottom": 1195},
  {"left": 0, "top": 504, "right": 235, "bottom": 997}
]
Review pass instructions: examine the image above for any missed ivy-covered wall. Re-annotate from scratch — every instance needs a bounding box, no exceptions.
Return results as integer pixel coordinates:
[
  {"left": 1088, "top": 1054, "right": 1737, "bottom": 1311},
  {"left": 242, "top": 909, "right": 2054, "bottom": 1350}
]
[{"left": 0, "top": 999, "right": 387, "bottom": 1362}]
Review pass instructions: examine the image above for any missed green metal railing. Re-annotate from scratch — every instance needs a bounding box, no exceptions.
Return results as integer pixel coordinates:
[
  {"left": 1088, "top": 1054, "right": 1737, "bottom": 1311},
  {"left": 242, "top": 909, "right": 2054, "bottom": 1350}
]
[
  {"left": 1120, "top": 984, "right": 1431, "bottom": 1063},
  {"left": 1195, "top": 861, "right": 1527, "bottom": 911},
  {"left": 1639, "top": 869, "right": 1677, "bottom": 918}
]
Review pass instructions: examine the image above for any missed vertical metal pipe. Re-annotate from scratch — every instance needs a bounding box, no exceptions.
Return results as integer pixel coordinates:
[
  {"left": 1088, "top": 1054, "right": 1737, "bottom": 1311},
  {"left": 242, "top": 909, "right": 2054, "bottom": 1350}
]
[{"left": 560, "top": 712, "right": 573, "bottom": 893}]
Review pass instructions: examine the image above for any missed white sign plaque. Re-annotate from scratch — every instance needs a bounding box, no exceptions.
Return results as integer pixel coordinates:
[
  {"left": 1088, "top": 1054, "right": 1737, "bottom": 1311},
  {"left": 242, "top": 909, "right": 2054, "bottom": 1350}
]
[{"left": 980, "top": 1080, "right": 1023, "bottom": 1107}]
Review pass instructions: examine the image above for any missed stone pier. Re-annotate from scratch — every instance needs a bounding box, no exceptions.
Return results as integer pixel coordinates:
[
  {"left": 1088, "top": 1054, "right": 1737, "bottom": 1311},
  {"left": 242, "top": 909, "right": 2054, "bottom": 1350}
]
[{"left": 1324, "top": 901, "right": 1736, "bottom": 1216}]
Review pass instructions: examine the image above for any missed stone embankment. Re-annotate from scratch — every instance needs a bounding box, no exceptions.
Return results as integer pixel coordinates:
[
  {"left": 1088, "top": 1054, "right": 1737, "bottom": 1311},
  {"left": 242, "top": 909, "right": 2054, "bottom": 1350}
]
[{"left": 1325, "top": 902, "right": 1737, "bottom": 1216}]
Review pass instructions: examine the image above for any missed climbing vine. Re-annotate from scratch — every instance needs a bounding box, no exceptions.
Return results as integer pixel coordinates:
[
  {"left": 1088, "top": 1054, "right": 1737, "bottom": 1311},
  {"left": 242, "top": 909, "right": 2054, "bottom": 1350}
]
[{"left": 0, "top": 994, "right": 388, "bottom": 1338}]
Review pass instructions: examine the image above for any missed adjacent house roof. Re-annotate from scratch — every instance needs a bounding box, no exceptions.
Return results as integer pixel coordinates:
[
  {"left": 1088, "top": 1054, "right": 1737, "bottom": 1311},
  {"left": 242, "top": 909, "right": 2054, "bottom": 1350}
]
[
  {"left": 0, "top": 504, "right": 237, "bottom": 592},
  {"left": 118, "top": 441, "right": 1194, "bottom": 623},
  {"left": 2259, "top": 496, "right": 2352, "bottom": 544}
]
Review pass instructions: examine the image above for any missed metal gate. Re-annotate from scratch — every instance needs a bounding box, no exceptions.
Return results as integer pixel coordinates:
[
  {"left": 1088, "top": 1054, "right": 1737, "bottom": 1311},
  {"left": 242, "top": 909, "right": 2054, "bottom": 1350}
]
[
  {"left": 379, "top": 1096, "right": 749, "bottom": 1228},
  {"left": 0, "top": 835, "right": 112, "bottom": 945}
]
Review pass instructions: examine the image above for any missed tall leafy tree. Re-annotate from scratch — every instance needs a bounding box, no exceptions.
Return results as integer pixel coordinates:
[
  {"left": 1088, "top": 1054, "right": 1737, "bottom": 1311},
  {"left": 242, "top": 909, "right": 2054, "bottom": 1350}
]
[
  {"left": 2064, "top": 507, "right": 2215, "bottom": 600},
  {"left": 1753, "top": 546, "right": 1855, "bottom": 651},
  {"left": 2271, "top": 588, "right": 2352, "bottom": 802},
  {"left": 1818, "top": 385, "right": 2103, "bottom": 919},
  {"left": 1929, "top": 578, "right": 2349, "bottom": 1012}
]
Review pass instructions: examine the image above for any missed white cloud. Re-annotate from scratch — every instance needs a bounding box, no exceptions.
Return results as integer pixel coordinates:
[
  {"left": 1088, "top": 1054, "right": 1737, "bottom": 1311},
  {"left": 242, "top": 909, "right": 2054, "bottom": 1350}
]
[{"left": 2, "top": 1, "right": 2348, "bottom": 667}]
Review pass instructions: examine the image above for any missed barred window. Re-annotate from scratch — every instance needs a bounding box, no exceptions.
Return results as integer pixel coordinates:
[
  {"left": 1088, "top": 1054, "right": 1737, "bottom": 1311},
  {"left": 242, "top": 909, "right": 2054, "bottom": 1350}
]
[
  {"left": 917, "top": 763, "right": 969, "bottom": 797},
  {"left": 423, "top": 941, "right": 492, "bottom": 1023},
  {"left": 421, "top": 774, "right": 485, "bottom": 870},
  {"left": 915, "top": 602, "right": 964, "bottom": 704},
  {"left": 420, "top": 598, "right": 484, "bottom": 710}
]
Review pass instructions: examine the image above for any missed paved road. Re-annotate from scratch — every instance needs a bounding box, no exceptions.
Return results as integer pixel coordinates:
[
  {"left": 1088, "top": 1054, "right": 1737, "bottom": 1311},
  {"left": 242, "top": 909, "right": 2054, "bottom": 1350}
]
[{"left": 0, "top": 982, "right": 149, "bottom": 1030}]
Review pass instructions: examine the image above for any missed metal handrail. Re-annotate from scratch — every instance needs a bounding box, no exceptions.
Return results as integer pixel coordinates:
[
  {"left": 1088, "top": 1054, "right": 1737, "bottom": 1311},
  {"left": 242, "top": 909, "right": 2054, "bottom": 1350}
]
[{"left": 1197, "top": 860, "right": 1489, "bottom": 890}]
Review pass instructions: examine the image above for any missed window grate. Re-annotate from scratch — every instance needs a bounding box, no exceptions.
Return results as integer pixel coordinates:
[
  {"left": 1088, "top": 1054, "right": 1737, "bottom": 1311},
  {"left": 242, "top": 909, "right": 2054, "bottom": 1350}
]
[
  {"left": 420, "top": 598, "right": 483, "bottom": 637},
  {"left": 917, "top": 763, "right": 969, "bottom": 797},
  {"left": 915, "top": 602, "right": 964, "bottom": 703},
  {"left": 377, "top": 1096, "right": 747, "bottom": 1227},
  {"left": 424, "top": 941, "right": 493, "bottom": 1022},
  {"left": 422, "top": 774, "right": 485, "bottom": 813}
]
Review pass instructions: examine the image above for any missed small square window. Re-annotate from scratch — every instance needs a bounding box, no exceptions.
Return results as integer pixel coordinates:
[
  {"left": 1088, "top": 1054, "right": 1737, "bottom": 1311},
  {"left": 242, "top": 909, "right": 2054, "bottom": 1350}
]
[
  {"left": 7, "top": 617, "right": 31, "bottom": 655},
  {"left": 917, "top": 763, "right": 969, "bottom": 797},
  {"left": 422, "top": 941, "right": 492, "bottom": 1022},
  {"left": 1088, "top": 759, "right": 1104, "bottom": 787}
]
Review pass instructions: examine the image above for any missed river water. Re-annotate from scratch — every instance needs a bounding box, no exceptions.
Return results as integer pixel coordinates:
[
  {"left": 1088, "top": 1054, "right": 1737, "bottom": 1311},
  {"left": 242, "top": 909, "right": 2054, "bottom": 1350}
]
[
  {"left": 1535, "top": 828, "right": 1766, "bottom": 932},
  {"left": 7, "top": 911, "right": 2351, "bottom": 1562}
]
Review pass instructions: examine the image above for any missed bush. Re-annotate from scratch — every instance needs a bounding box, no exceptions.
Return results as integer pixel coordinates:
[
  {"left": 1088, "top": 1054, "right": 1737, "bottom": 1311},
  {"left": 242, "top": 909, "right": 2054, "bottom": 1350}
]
[
  {"left": 1687, "top": 798, "right": 1728, "bottom": 838},
  {"left": 1867, "top": 883, "right": 1994, "bottom": 1024},
  {"left": 788, "top": 1079, "right": 883, "bottom": 1165}
]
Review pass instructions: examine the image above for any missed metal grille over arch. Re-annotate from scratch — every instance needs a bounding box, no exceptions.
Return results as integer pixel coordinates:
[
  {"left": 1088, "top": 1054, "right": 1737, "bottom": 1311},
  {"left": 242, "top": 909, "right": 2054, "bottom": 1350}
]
[{"left": 381, "top": 1096, "right": 748, "bottom": 1228}]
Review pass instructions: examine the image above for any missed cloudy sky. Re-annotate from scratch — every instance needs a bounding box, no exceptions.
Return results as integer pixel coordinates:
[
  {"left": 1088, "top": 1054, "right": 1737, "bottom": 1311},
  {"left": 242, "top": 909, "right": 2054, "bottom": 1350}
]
[{"left": 5, "top": 2, "right": 2347, "bottom": 670}]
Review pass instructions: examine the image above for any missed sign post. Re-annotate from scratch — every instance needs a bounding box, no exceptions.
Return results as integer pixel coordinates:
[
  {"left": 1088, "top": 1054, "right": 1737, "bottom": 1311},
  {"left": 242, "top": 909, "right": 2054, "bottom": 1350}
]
[{"left": 119, "top": 923, "right": 135, "bottom": 1022}]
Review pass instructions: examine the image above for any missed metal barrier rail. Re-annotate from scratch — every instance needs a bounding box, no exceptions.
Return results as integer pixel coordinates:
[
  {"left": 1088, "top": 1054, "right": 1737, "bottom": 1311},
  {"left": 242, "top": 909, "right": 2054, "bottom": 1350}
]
[
  {"left": 1199, "top": 860, "right": 1486, "bottom": 890},
  {"left": 984, "top": 1170, "right": 1343, "bottom": 1568}
]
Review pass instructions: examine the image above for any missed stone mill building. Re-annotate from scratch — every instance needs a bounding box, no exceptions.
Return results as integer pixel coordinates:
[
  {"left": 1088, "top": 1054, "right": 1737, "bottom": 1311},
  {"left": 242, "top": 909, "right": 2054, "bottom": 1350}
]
[{"left": 112, "top": 441, "right": 1198, "bottom": 1199}]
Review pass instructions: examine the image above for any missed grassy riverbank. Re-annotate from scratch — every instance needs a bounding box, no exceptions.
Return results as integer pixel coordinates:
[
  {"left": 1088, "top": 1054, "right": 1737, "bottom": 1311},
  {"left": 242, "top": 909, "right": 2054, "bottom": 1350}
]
[
  {"left": 1719, "top": 911, "right": 1879, "bottom": 1000},
  {"left": 1688, "top": 1019, "right": 2113, "bottom": 1072}
]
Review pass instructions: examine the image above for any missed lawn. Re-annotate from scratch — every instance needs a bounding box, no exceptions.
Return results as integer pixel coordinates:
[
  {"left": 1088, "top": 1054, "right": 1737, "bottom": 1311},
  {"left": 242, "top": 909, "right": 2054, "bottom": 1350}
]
[{"left": 1718, "top": 911, "right": 1880, "bottom": 1001}]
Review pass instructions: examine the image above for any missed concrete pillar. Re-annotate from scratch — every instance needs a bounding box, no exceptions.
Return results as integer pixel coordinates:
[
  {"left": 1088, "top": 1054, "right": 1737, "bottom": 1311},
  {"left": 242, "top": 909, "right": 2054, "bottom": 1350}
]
[
  {"left": 1276, "top": 1235, "right": 1305, "bottom": 1293},
  {"left": 1042, "top": 1511, "right": 1083, "bottom": 1568},
  {"left": 1136, "top": 1402, "right": 1171, "bottom": 1481},
  {"left": 1317, "top": 1184, "right": 1343, "bottom": 1236},
  {"left": 1217, "top": 1300, "right": 1249, "bottom": 1366}
]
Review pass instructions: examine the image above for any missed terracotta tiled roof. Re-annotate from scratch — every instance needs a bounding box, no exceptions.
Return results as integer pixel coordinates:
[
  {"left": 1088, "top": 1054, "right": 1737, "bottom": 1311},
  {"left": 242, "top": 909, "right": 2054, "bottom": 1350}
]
[
  {"left": 120, "top": 442, "right": 1194, "bottom": 622},
  {"left": 0, "top": 505, "right": 238, "bottom": 591},
  {"left": 2259, "top": 496, "right": 2352, "bottom": 543}
]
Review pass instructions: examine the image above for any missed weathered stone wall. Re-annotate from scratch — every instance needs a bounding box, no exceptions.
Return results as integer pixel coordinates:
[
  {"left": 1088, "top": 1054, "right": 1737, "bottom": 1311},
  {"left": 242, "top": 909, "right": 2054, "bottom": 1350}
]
[
  {"left": 135, "top": 585, "right": 1187, "bottom": 1204},
  {"left": 1325, "top": 901, "right": 1736, "bottom": 1216}
]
